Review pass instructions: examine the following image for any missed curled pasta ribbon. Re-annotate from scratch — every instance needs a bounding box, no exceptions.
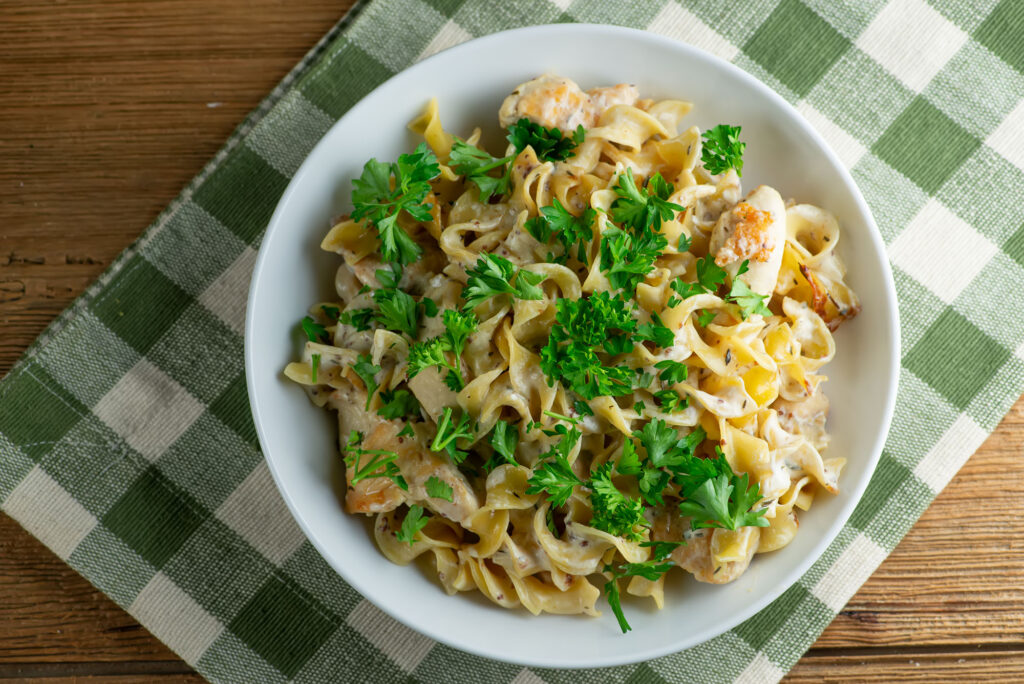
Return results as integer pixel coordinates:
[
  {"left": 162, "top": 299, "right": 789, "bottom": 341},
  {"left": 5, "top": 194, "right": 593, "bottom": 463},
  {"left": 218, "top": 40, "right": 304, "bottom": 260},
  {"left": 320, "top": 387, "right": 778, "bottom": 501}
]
[
  {"left": 407, "top": 97, "right": 454, "bottom": 162},
  {"left": 588, "top": 105, "right": 669, "bottom": 151},
  {"left": 440, "top": 215, "right": 508, "bottom": 265},
  {"left": 509, "top": 148, "right": 554, "bottom": 215}
]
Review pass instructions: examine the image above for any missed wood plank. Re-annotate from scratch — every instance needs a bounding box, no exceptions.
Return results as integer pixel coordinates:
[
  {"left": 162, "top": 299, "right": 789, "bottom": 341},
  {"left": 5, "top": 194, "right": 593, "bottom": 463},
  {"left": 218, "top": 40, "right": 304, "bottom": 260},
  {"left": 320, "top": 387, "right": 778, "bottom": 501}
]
[
  {"left": 0, "top": 0, "right": 351, "bottom": 372},
  {"left": 0, "top": 515, "right": 181, "bottom": 663},
  {"left": 1, "top": 0, "right": 1022, "bottom": 681},
  {"left": 787, "top": 649, "right": 1024, "bottom": 683}
]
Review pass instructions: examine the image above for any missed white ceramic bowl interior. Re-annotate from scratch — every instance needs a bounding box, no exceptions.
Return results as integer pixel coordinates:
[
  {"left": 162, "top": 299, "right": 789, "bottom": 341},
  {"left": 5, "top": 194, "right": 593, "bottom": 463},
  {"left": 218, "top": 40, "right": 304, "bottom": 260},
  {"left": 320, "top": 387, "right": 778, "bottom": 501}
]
[{"left": 246, "top": 24, "right": 899, "bottom": 669}]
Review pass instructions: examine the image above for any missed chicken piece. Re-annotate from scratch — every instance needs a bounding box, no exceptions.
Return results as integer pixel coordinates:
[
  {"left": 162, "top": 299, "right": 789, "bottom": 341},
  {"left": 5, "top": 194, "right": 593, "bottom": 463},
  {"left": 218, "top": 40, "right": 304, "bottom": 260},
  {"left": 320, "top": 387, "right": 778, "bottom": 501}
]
[
  {"left": 710, "top": 185, "right": 786, "bottom": 296},
  {"left": 498, "top": 75, "right": 638, "bottom": 131},
  {"left": 344, "top": 421, "right": 407, "bottom": 514},
  {"left": 585, "top": 83, "right": 640, "bottom": 114},
  {"left": 649, "top": 508, "right": 759, "bottom": 584},
  {"left": 330, "top": 383, "right": 479, "bottom": 522}
]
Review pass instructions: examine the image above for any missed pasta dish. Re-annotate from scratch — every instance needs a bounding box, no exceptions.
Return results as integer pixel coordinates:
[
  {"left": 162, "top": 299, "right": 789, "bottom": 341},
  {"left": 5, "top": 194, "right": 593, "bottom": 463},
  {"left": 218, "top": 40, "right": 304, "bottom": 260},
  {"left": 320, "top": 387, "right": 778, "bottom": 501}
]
[{"left": 284, "top": 75, "right": 860, "bottom": 631}]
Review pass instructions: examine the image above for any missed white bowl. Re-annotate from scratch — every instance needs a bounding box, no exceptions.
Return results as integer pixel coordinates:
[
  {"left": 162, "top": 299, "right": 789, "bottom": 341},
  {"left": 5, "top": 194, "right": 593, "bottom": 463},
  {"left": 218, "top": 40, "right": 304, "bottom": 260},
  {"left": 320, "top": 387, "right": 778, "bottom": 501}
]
[{"left": 246, "top": 24, "right": 899, "bottom": 669}]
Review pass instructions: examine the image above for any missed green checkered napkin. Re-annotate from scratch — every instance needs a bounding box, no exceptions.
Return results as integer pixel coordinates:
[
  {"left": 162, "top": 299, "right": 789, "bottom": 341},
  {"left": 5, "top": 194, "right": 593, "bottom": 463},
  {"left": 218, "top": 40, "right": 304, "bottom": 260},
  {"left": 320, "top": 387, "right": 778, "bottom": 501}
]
[{"left": 2, "top": 0, "right": 1023, "bottom": 681}]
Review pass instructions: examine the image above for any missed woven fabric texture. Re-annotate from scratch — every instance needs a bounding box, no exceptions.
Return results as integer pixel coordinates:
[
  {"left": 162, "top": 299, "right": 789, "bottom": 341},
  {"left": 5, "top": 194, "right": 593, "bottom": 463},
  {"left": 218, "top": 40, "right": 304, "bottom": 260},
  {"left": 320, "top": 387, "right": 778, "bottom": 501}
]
[{"left": 2, "top": 0, "right": 1024, "bottom": 681}]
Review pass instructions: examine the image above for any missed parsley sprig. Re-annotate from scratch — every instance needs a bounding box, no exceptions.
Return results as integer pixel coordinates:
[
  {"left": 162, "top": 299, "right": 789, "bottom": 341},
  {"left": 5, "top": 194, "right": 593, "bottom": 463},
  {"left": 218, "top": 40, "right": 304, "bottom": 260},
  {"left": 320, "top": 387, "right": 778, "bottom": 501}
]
[
  {"left": 507, "top": 118, "right": 585, "bottom": 163},
  {"left": 372, "top": 266, "right": 422, "bottom": 338},
  {"left": 350, "top": 354, "right": 381, "bottom": 409},
  {"left": 599, "top": 169, "right": 682, "bottom": 294},
  {"left": 603, "top": 540, "right": 684, "bottom": 633},
  {"left": 448, "top": 120, "right": 585, "bottom": 202},
  {"left": 351, "top": 142, "right": 440, "bottom": 265},
  {"left": 407, "top": 309, "right": 479, "bottom": 391},
  {"left": 676, "top": 448, "right": 769, "bottom": 531},
  {"left": 524, "top": 198, "right": 595, "bottom": 263},
  {"left": 610, "top": 169, "right": 684, "bottom": 234},
  {"left": 589, "top": 462, "right": 648, "bottom": 541},
  {"left": 430, "top": 407, "right": 475, "bottom": 465},
  {"left": 462, "top": 254, "right": 545, "bottom": 310},
  {"left": 701, "top": 124, "right": 745, "bottom": 176},
  {"left": 540, "top": 292, "right": 638, "bottom": 400},
  {"left": 525, "top": 426, "right": 584, "bottom": 506},
  {"left": 449, "top": 139, "right": 514, "bottom": 201}
]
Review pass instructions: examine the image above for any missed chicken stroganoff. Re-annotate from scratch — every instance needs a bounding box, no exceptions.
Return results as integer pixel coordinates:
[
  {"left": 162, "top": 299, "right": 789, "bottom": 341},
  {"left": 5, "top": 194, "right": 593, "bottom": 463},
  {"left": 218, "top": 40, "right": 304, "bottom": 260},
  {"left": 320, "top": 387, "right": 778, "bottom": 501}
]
[{"left": 284, "top": 75, "right": 860, "bottom": 632}]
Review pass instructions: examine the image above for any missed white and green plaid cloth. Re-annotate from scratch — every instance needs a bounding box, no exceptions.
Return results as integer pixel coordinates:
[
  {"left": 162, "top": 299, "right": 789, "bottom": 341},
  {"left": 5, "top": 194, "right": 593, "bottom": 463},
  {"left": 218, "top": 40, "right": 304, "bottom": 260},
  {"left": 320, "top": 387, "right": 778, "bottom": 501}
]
[{"left": 2, "top": 0, "right": 1023, "bottom": 681}]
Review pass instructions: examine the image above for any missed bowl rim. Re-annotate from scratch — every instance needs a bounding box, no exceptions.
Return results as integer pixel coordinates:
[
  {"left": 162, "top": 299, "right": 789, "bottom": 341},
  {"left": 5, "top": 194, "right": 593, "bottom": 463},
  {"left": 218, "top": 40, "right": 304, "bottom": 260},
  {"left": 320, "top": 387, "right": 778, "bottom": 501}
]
[{"left": 245, "top": 22, "right": 900, "bottom": 668}]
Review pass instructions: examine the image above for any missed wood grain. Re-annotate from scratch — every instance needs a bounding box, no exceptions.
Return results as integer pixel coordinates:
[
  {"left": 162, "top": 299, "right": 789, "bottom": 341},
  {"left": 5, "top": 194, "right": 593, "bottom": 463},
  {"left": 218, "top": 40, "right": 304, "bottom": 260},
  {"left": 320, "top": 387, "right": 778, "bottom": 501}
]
[{"left": 0, "top": 1, "right": 1021, "bottom": 681}]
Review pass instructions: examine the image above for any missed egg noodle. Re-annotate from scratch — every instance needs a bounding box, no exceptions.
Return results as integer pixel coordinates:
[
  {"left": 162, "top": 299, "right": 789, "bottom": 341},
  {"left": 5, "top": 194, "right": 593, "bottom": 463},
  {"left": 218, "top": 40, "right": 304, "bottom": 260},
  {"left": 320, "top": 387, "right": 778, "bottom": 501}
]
[{"left": 284, "top": 75, "right": 860, "bottom": 631}]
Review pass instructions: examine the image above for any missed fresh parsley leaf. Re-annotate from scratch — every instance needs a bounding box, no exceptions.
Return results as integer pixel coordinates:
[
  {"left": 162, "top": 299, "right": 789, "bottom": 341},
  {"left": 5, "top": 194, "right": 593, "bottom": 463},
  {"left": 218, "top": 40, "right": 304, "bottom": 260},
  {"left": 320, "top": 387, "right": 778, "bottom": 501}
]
[
  {"left": 506, "top": 118, "right": 584, "bottom": 162},
  {"left": 406, "top": 310, "right": 478, "bottom": 391},
  {"left": 396, "top": 504, "right": 429, "bottom": 546},
  {"left": 373, "top": 286, "right": 420, "bottom": 338},
  {"left": 696, "top": 255, "right": 728, "bottom": 292},
  {"left": 425, "top": 475, "right": 454, "bottom": 502},
  {"left": 350, "top": 354, "right": 381, "bottom": 409},
  {"left": 377, "top": 389, "right": 420, "bottom": 420},
  {"left": 376, "top": 265, "right": 401, "bottom": 289},
  {"left": 677, "top": 471, "right": 769, "bottom": 531},
  {"left": 677, "top": 233, "right": 692, "bottom": 253},
  {"left": 462, "top": 254, "right": 546, "bottom": 310},
  {"left": 301, "top": 316, "right": 329, "bottom": 343},
  {"left": 670, "top": 278, "right": 705, "bottom": 300},
  {"left": 489, "top": 420, "right": 519, "bottom": 466},
  {"left": 670, "top": 255, "right": 729, "bottom": 302},
  {"left": 727, "top": 267, "right": 772, "bottom": 318},
  {"left": 654, "top": 389, "right": 687, "bottom": 413},
  {"left": 526, "top": 428, "right": 584, "bottom": 506},
  {"left": 310, "top": 353, "right": 321, "bottom": 384},
  {"left": 339, "top": 307, "right": 374, "bottom": 331},
  {"left": 634, "top": 371, "right": 654, "bottom": 390},
  {"left": 574, "top": 403, "right": 594, "bottom": 421},
  {"left": 524, "top": 198, "right": 595, "bottom": 264},
  {"left": 441, "top": 309, "right": 477, "bottom": 364},
  {"left": 603, "top": 576, "right": 630, "bottom": 633},
  {"left": 616, "top": 440, "right": 642, "bottom": 476},
  {"left": 637, "top": 467, "right": 671, "bottom": 506},
  {"left": 602, "top": 553, "right": 677, "bottom": 633},
  {"left": 634, "top": 420, "right": 705, "bottom": 470},
  {"left": 610, "top": 169, "right": 684, "bottom": 234},
  {"left": 430, "top": 407, "right": 474, "bottom": 465},
  {"left": 320, "top": 304, "right": 341, "bottom": 321},
  {"left": 634, "top": 401, "right": 646, "bottom": 415},
  {"left": 635, "top": 312, "right": 674, "bottom": 348},
  {"left": 407, "top": 337, "right": 448, "bottom": 379},
  {"left": 599, "top": 226, "right": 668, "bottom": 293},
  {"left": 351, "top": 143, "right": 440, "bottom": 265},
  {"left": 449, "top": 139, "right": 514, "bottom": 201},
  {"left": 397, "top": 423, "right": 414, "bottom": 438},
  {"left": 343, "top": 430, "right": 408, "bottom": 491},
  {"left": 697, "top": 309, "right": 716, "bottom": 327},
  {"left": 589, "top": 462, "right": 648, "bottom": 541},
  {"left": 701, "top": 124, "right": 745, "bottom": 176},
  {"left": 654, "top": 359, "right": 688, "bottom": 384},
  {"left": 639, "top": 539, "right": 686, "bottom": 560},
  {"left": 422, "top": 297, "right": 439, "bottom": 317}
]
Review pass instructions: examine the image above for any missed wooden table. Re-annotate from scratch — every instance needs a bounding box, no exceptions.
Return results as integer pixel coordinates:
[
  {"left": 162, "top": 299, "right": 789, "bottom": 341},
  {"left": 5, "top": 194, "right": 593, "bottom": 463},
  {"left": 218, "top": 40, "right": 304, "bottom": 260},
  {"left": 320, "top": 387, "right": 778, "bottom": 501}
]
[{"left": 1, "top": 2, "right": 1022, "bottom": 681}]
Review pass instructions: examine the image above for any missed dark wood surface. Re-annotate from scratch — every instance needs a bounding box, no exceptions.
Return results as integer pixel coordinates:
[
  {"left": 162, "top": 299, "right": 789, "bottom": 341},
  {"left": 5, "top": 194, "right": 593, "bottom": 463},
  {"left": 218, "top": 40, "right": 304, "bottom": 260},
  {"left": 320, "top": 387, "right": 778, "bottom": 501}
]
[{"left": 1, "top": 1, "right": 1022, "bottom": 681}]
